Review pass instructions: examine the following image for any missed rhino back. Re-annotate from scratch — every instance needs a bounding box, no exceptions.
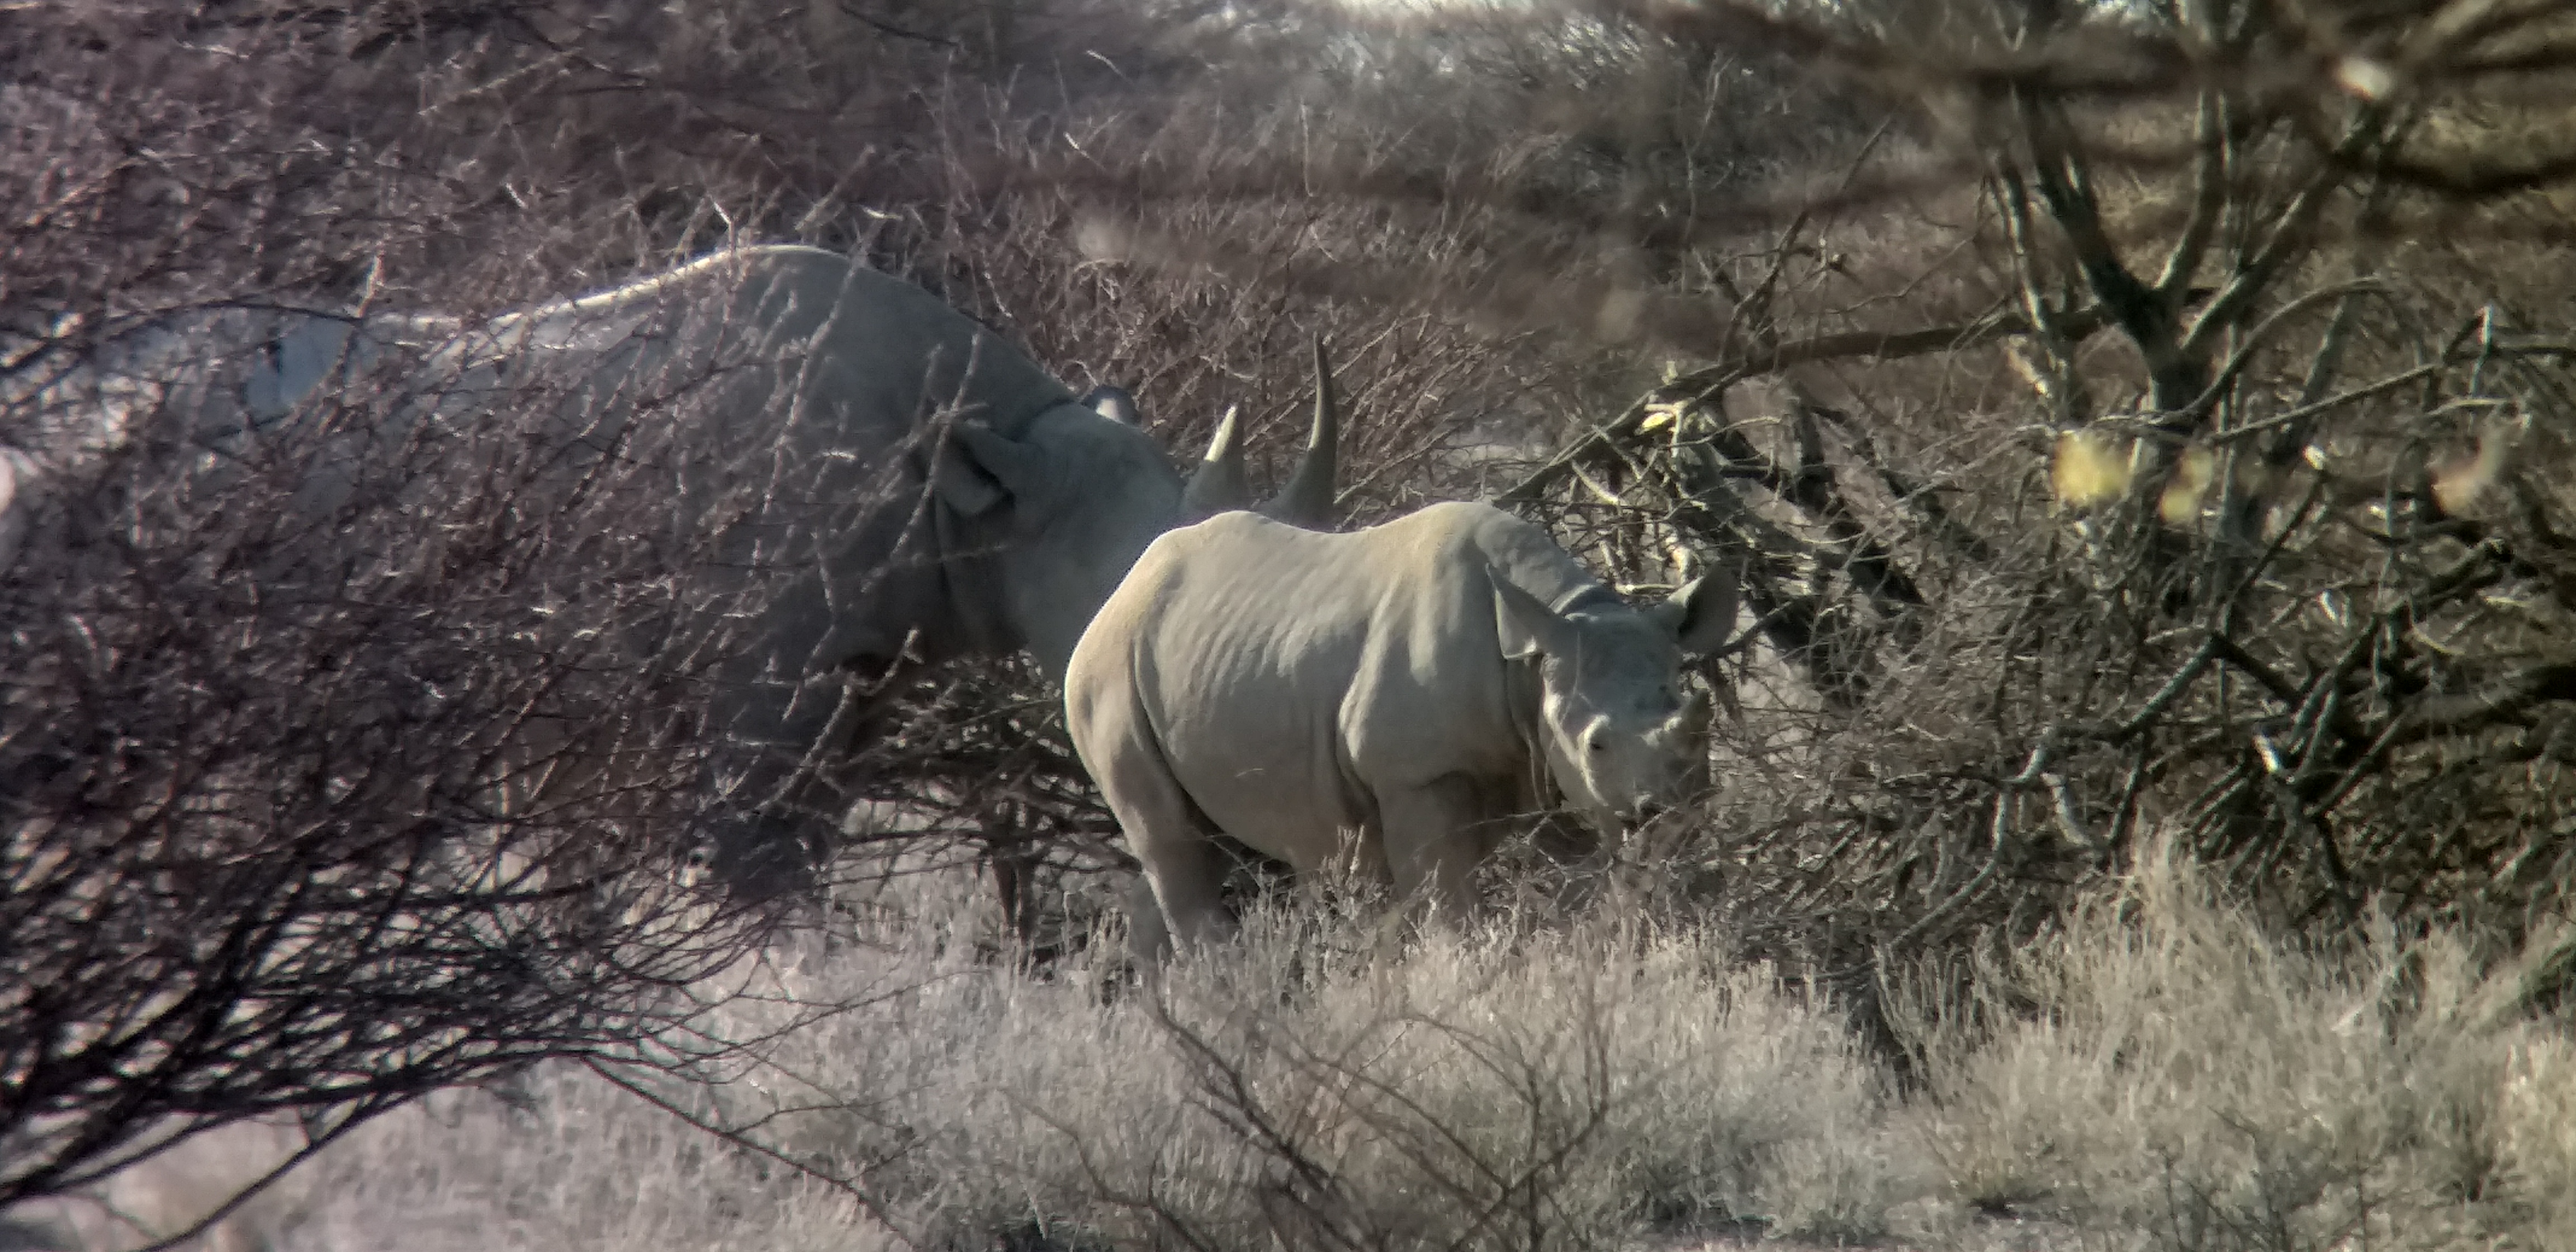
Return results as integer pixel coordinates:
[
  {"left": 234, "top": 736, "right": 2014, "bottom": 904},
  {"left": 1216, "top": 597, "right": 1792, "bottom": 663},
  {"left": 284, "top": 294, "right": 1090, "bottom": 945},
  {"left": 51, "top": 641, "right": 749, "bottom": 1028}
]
[
  {"left": 444, "top": 245, "right": 1074, "bottom": 458},
  {"left": 437, "top": 246, "right": 1077, "bottom": 674}
]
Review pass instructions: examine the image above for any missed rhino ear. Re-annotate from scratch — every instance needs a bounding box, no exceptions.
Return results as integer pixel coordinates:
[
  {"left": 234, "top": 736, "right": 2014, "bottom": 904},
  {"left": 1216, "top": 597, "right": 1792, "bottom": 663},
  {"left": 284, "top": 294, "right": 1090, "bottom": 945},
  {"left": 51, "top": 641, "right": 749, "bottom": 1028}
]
[
  {"left": 930, "top": 423, "right": 1048, "bottom": 517},
  {"left": 1494, "top": 576, "right": 1574, "bottom": 661},
  {"left": 1646, "top": 572, "right": 1739, "bottom": 657}
]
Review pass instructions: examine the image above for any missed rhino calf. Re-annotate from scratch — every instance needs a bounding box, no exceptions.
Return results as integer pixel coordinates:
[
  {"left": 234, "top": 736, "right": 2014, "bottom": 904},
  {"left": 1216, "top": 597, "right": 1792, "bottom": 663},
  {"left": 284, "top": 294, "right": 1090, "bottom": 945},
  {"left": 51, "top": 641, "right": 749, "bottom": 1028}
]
[{"left": 1065, "top": 500, "right": 1735, "bottom": 957}]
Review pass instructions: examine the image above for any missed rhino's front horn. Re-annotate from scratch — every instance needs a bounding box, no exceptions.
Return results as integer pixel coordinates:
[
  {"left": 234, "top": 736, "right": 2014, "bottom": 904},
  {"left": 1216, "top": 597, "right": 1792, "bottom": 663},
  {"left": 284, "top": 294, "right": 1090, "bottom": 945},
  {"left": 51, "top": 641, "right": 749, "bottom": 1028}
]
[
  {"left": 1260, "top": 334, "right": 1339, "bottom": 528},
  {"left": 1182, "top": 405, "right": 1252, "bottom": 515}
]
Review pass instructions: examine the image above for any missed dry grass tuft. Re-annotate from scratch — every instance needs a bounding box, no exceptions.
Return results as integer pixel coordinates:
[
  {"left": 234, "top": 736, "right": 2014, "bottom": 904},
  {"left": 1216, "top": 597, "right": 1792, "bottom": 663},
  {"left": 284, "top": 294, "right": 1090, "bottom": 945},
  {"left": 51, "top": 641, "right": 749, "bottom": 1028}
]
[
  {"left": 662, "top": 873, "right": 1902, "bottom": 1251},
  {"left": 1899, "top": 840, "right": 2576, "bottom": 1251}
]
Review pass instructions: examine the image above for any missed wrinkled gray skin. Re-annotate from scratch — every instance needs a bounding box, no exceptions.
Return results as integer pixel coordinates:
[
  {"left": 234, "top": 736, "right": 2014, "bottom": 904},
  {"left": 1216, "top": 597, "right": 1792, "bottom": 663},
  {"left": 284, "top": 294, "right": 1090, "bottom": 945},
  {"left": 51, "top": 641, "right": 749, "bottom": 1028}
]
[
  {"left": 3, "top": 245, "right": 1339, "bottom": 896},
  {"left": 1065, "top": 501, "right": 1736, "bottom": 960}
]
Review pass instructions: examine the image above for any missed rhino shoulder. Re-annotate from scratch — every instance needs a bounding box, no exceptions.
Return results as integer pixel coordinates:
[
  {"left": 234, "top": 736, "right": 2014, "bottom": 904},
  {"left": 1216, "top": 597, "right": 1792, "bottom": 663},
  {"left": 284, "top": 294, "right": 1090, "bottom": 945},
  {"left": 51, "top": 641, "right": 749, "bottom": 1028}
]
[
  {"left": 1429, "top": 498, "right": 1551, "bottom": 546},
  {"left": 1154, "top": 509, "right": 1299, "bottom": 558},
  {"left": 1417, "top": 499, "right": 1513, "bottom": 526},
  {"left": 1372, "top": 500, "right": 1555, "bottom": 573},
  {"left": 1105, "top": 510, "right": 1323, "bottom": 633},
  {"left": 1426, "top": 500, "right": 1606, "bottom": 614}
]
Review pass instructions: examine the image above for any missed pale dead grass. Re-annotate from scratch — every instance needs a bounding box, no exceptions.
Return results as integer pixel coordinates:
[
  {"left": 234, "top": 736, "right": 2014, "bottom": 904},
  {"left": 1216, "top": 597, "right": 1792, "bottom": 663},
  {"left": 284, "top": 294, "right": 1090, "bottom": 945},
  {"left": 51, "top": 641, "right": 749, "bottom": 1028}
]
[
  {"left": 14, "top": 853, "right": 2567, "bottom": 1252},
  {"left": 1897, "top": 837, "right": 2576, "bottom": 1251},
  {"left": 6, "top": 1120, "right": 307, "bottom": 1252},
  {"left": 662, "top": 870, "right": 1905, "bottom": 1251}
]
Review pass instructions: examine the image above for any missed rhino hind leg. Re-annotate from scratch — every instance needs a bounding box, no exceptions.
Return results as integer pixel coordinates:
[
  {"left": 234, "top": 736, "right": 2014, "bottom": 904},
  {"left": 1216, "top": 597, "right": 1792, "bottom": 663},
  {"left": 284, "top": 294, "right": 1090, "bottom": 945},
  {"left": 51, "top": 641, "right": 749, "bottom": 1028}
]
[
  {"left": 1092, "top": 750, "right": 1236, "bottom": 960},
  {"left": 700, "top": 728, "right": 842, "bottom": 907},
  {"left": 697, "top": 679, "right": 856, "bottom": 908}
]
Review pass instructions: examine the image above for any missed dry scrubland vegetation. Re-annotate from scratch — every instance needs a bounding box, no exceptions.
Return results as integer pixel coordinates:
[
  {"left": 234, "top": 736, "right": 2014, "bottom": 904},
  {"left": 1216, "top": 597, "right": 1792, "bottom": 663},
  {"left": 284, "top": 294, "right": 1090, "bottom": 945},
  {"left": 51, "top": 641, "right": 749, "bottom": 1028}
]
[
  {"left": 8, "top": 0, "right": 2576, "bottom": 1249},
  {"left": 22, "top": 856, "right": 2576, "bottom": 1252}
]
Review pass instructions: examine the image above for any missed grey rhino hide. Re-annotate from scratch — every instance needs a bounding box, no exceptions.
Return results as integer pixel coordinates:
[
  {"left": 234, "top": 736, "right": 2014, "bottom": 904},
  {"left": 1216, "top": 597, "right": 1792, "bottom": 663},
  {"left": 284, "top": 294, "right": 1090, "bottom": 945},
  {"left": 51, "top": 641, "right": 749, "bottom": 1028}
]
[
  {"left": 4, "top": 246, "right": 1197, "bottom": 894},
  {"left": 1064, "top": 500, "right": 1733, "bottom": 959}
]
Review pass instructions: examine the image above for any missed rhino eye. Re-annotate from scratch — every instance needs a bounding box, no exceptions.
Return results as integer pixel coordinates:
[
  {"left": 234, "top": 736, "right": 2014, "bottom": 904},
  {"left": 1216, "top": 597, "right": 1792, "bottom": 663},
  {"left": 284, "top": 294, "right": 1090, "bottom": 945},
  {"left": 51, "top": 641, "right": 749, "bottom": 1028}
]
[{"left": 1585, "top": 731, "right": 1607, "bottom": 754}]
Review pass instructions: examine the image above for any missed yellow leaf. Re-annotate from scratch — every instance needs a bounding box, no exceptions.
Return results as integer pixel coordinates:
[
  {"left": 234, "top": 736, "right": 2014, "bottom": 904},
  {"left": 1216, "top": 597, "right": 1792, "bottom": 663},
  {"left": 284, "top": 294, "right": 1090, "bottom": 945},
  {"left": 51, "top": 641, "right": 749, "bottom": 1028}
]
[
  {"left": 2052, "top": 431, "right": 2133, "bottom": 507},
  {"left": 2159, "top": 445, "right": 2217, "bottom": 526},
  {"left": 2334, "top": 56, "right": 2396, "bottom": 101},
  {"left": 2432, "top": 433, "right": 2508, "bottom": 514}
]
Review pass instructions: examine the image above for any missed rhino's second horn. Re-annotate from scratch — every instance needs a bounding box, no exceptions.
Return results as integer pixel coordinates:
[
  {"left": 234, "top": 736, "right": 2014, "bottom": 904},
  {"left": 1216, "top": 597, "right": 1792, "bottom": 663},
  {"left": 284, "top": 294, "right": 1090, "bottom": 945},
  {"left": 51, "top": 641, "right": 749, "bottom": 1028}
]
[{"left": 1260, "top": 334, "right": 1340, "bottom": 528}]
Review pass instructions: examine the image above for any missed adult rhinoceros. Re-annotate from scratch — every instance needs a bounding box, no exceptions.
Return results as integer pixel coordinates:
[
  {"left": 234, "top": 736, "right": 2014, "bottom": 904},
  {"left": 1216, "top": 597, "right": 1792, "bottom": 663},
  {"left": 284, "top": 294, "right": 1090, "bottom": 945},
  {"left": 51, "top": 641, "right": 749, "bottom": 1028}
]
[
  {"left": 2, "top": 244, "right": 1340, "bottom": 890},
  {"left": 1064, "top": 500, "right": 1735, "bottom": 957}
]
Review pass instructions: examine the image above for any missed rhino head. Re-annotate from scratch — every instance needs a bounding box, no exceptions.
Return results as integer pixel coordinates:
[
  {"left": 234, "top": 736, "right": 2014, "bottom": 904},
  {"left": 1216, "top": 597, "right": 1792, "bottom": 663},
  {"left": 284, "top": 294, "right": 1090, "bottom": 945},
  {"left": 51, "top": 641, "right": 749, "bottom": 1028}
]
[
  {"left": 1495, "top": 572, "right": 1737, "bottom": 829},
  {"left": 925, "top": 336, "right": 1343, "bottom": 679}
]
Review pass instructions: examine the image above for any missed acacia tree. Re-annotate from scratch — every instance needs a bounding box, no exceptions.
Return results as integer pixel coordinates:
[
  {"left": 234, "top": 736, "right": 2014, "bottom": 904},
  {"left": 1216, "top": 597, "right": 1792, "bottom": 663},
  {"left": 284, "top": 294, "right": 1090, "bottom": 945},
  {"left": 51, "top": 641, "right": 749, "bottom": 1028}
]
[
  {"left": 1566, "top": 0, "right": 2576, "bottom": 963},
  {"left": 1070, "top": 0, "right": 2576, "bottom": 990}
]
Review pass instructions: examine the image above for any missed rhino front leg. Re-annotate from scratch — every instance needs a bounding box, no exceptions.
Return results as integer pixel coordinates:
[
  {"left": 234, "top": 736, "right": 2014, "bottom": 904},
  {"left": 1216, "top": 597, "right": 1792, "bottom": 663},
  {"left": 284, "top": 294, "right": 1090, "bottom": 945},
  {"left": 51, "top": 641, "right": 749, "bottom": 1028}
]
[
  {"left": 1376, "top": 774, "right": 1497, "bottom": 929},
  {"left": 1123, "top": 875, "right": 1176, "bottom": 966},
  {"left": 701, "top": 676, "right": 853, "bottom": 903},
  {"left": 1128, "top": 814, "right": 1237, "bottom": 958}
]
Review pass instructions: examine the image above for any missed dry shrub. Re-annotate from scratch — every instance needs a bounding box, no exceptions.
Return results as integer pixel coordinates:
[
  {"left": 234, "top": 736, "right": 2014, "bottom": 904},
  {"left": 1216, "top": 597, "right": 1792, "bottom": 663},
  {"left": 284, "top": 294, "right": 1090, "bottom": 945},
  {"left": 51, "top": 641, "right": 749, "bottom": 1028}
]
[{"left": 0, "top": 258, "right": 869, "bottom": 1212}]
